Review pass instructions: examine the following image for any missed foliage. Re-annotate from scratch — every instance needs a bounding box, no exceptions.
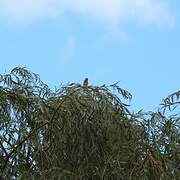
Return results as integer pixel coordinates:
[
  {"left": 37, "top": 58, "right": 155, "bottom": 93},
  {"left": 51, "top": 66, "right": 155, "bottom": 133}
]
[{"left": 0, "top": 67, "right": 179, "bottom": 179}]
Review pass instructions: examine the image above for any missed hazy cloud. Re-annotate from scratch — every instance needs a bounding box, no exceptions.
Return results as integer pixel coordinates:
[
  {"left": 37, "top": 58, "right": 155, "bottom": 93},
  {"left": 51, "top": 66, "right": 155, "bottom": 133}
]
[
  {"left": 58, "top": 38, "right": 76, "bottom": 64},
  {"left": 0, "top": 0, "right": 175, "bottom": 26}
]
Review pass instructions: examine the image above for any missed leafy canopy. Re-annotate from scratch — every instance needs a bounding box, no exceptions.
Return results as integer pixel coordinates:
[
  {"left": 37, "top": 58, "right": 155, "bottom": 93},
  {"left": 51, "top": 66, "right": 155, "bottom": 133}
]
[{"left": 0, "top": 67, "right": 179, "bottom": 179}]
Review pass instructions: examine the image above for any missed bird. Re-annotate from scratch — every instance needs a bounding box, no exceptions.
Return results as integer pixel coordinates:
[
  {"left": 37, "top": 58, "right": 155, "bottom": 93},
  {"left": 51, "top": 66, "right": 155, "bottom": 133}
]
[{"left": 83, "top": 78, "right": 88, "bottom": 87}]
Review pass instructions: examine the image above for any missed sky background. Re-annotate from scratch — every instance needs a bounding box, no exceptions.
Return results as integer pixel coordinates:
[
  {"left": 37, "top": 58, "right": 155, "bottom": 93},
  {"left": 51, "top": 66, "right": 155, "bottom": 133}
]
[{"left": 0, "top": 0, "right": 179, "bottom": 111}]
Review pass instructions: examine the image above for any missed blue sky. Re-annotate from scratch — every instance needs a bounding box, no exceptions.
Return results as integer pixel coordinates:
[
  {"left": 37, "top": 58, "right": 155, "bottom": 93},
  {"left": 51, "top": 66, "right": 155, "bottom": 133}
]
[{"left": 0, "top": 0, "right": 179, "bottom": 111}]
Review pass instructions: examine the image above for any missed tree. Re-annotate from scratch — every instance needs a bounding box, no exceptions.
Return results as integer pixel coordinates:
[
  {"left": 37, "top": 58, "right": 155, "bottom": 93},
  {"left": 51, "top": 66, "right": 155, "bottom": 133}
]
[{"left": 0, "top": 67, "right": 179, "bottom": 179}]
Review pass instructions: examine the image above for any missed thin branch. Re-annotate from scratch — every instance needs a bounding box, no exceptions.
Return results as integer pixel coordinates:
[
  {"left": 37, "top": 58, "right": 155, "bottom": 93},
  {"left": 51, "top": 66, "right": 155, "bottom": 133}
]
[
  {"left": 0, "top": 139, "right": 9, "bottom": 157},
  {"left": 1, "top": 121, "right": 48, "bottom": 172}
]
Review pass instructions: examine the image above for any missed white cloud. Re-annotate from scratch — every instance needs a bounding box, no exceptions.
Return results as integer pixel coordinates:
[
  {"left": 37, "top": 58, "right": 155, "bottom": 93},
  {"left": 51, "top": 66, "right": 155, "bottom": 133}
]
[
  {"left": 0, "top": 0, "right": 62, "bottom": 23},
  {"left": 0, "top": 0, "right": 175, "bottom": 26}
]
